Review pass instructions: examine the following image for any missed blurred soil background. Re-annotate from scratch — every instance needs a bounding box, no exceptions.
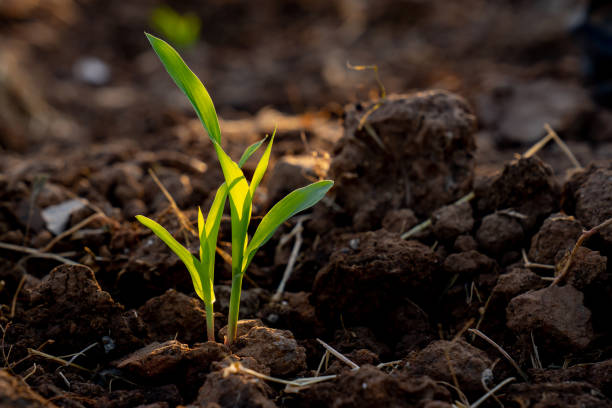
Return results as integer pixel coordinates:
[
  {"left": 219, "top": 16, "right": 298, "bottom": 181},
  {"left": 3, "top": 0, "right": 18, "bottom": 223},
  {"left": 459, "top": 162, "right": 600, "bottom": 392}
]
[{"left": 1, "top": 0, "right": 610, "bottom": 168}]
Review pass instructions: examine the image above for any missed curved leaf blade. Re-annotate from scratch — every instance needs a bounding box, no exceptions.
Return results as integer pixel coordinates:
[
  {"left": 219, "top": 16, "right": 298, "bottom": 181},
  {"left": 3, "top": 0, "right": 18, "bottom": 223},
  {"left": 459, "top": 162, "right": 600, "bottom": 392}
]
[
  {"left": 145, "top": 33, "right": 221, "bottom": 144},
  {"left": 238, "top": 135, "right": 268, "bottom": 168},
  {"left": 244, "top": 180, "right": 333, "bottom": 272},
  {"left": 135, "top": 215, "right": 206, "bottom": 301},
  {"left": 249, "top": 128, "right": 275, "bottom": 198}
]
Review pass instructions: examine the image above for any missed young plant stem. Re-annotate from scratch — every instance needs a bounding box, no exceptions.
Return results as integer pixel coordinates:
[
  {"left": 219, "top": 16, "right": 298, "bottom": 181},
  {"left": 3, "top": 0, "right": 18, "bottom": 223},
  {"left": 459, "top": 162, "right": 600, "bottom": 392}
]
[
  {"left": 226, "top": 271, "right": 244, "bottom": 345},
  {"left": 205, "top": 302, "right": 215, "bottom": 342}
]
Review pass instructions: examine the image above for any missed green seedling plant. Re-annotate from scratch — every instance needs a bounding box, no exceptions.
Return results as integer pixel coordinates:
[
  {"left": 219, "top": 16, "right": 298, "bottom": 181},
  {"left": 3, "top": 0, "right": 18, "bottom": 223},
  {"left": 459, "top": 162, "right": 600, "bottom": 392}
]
[{"left": 137, "top": 33, "right": 333, "bottom": 345}]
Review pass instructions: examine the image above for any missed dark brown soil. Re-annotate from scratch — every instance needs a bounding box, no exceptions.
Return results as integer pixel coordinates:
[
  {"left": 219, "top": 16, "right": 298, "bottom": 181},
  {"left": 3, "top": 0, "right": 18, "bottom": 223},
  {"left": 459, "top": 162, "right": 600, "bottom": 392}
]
[{"left": 1, "top": 1, "right": 612, "bottom": 407}]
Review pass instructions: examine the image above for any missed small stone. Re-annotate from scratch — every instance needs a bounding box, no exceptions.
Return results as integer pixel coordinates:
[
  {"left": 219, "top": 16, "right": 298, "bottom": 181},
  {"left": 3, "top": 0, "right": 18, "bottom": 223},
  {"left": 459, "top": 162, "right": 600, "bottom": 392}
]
[{"left": 73, "top": 57, "right": 111, "bottom": 86}]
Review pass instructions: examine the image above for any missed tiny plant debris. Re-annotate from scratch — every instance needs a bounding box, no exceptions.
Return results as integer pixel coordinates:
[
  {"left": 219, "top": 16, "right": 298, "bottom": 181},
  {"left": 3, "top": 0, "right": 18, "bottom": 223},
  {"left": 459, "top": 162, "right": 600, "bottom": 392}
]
[{"left": 137, "top": 33, "right": 334, "bottom": 345}]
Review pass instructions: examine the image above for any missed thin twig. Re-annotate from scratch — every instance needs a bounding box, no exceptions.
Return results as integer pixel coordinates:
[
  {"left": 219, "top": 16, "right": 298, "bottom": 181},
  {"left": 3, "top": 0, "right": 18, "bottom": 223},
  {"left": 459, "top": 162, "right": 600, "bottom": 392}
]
[
  {"left": 544, "top": 124, "right": 582, "bottom": 170},
  {"left": 10, "top": 274, "right": 26, "bottom": 318},
  {"left": 64, "top": 342, "right": 98, "bottom": 367},
  {"left": 468, "top": 328, "right": 528, "bottom": 381},
  {"left": 315, "top": 350, "right": 330, "bottom": 377},
  {"left": 27, "top": 349, "right": 91, "bottom": 373},
  {"left": 523, "top": 124, "right": 582, "bottom": 170},
  {"left": 148, "top": 168, "right": 196, "bottom": 238},
  {"left": 223, "top": 361, "right": 337, "bottom": 391},
  {"left": 521, "top": 249, "right": 555, "bottom": 271},
  {"left": 471, "top": 377, "right": 515, "bottom": 408},
  {"left": 552, "top": 217, "right": 612, "bottom": 286},
  {"left": 21, "top": 363, "right": 38, "bottom": 381},
  {"left": 0, "top": 242, "right": 80, "bottom": 265},
  {"left": 273, "top": 216, "right": 308, "bottom": 301},
  {"left": 530, "top": 331, "right": 542, "bottom": 369},
  {"left": 316, "top": 338, "right": 360, "bottom": 370},
  {"left": 41, "top": 213, "right": 103, "bottom": 252}
]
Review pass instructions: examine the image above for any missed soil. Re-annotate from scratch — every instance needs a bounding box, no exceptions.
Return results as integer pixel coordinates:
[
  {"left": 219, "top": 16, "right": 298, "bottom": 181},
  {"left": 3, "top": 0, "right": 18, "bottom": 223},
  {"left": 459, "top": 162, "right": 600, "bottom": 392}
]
[{"left": 1, "top": 1, "right": 612, "bottom": 407}]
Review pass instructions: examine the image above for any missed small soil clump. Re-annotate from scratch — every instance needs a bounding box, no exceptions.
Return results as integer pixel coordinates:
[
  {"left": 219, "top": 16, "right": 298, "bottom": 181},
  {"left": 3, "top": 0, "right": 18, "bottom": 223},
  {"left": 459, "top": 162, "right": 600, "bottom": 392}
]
[
  {"left": 506, "top": 285, "right": 594, "bottom": 354},
  {"left": 528, "top": 212, "right": 583, "bottom": 264},
  {"left": 313, "top": 229, "right": 440, "bottom": 344}
]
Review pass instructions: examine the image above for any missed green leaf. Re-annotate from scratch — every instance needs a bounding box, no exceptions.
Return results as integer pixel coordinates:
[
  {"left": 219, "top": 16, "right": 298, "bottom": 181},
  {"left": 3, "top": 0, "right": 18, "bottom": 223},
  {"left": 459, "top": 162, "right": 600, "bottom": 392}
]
[
  {"left": 243, "top": 180, "right": 333, "bottom": 271},
  {"left": 135, "top": 215, "right": 207, "bottom": 301},
  {"left": 212, "top": 142, "right": 253, "bottom": 275},
  {"left": 238, "top": 135, "right": 268, "bottom": 168},
  {"left": 249, "top": 128, "right": 275, "bottom": 198},
  {"left": 145, "top": 33, "right": 221, "bottom": 144}
]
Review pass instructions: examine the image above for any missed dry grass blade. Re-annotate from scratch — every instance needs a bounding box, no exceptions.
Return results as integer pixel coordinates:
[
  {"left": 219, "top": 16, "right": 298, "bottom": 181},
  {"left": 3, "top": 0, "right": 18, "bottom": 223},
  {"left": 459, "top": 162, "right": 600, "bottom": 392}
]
[
  {"left": 273, "top": 216, "right": 308, "bottom": 301},
  {"left": 470, "top": 377, "right": 515, "bottom": 408},
  {"left": 316, "top": 338, "right": 360, "bottom": 370},
  {"left": 10, "top": 273, "right": 26, "bottom": 318},
  {"left": 346, "top": 61, "right": 386, "bottom": 99},
  {"left": 148, "top": 168, "right": 196, "bottom": 238},
  {"left": 0, "top": 242, "right": 80, "bottom": 265},
  {"left": 468, "top": 328, "right": 528, "bottom": 381},
  {"left": 223, "top": 361, "right": 337, "bottom": 393},
  {"left": 521, "top": 249, "right": 555, "bottom": 271},
  {"left": 530, "top": 331, "right": 542, "bottom": 369},
  {"left": 523, "top": 123, "right": 582, "bottom": 170},
  {"left": 41, "top": 213, "right": 104, "bottom": 253},
  {"left": 28, "top": 349, "right": 91, "bottom": 372},
  {"left": 552, "top": 217, "right": 612, "bottom": 286}
]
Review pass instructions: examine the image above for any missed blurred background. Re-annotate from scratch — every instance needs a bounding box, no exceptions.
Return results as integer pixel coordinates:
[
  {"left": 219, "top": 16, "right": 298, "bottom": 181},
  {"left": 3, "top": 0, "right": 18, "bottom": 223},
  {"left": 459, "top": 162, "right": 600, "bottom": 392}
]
[{"left": 1, "top": 0, "right": 611, "bottom": 160}]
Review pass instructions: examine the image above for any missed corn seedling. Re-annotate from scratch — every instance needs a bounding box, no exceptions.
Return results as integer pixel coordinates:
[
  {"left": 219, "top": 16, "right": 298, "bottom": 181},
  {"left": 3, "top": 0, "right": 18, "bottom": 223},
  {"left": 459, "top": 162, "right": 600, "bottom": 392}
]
[{"left": 137, "top": 33, "right": 333, "bottom": 345}]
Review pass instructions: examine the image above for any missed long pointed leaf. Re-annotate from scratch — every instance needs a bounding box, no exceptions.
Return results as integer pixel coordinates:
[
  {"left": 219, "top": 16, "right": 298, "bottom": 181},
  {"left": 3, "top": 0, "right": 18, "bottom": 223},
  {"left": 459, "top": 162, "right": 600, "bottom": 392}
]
[
  {"left": 243, "top": 180, "right": 333, "bottom": 272},
  {"left": 135, "top": 215, "right": 206, "bottom": 301},
  {"left": 212, "top": 142, "right": 252, "bottom": 275},
  {"left": 238, "top": 136, "right": 268, "bottom": 168},
  {"left": 249, "top": 128, "right": 275, "bottom": 198},
  {"left": 146, "top": 33, "right": 221, "bottom": 144}
]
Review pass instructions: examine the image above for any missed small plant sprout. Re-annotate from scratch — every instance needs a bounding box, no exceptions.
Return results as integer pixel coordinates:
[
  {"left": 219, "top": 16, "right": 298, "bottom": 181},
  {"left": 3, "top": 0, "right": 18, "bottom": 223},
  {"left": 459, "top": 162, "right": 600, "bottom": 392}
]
[{"left": 138, "top": 33, "right": 333, "bottom": 345}]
